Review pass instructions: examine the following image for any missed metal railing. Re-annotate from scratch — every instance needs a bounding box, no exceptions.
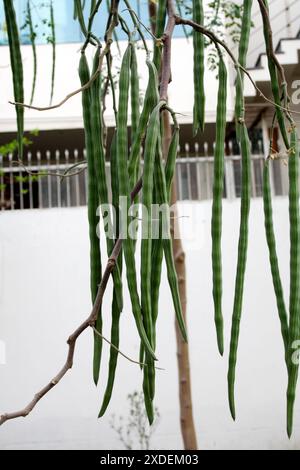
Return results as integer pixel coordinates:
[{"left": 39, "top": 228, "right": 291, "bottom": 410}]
[{"left": 0, "top": 146, "right": 288, "bottom": 211}]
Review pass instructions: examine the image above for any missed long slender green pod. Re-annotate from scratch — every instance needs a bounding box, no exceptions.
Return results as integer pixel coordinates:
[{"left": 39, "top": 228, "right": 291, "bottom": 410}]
[
  {"left": 146, "top": 128, "right": 180, "bottom": 402},
  {"left": 175, "top": 0, "right": 189, "bottom": 39},
  {"left": 193, "top": 0, "right": 205, "bottom": 135},
  {"left": 49, "top": 0, "right": 56, "bottom": 105},
  {"left": 259, "top": 0, "right": 289, "bottom": 149},
  {"left": 146, "top": 152, "right": 164, "bottom": 401},
  {"left": 99, "top": 293, "right": 121, "bottom": 417},
  {"left": 99, "top": 132, "right": 123, "bottom": 417},
  {"left": 128, "top": 60, "right": 159, "bottom": 191},
  {"left": 153, "top": 0, "right": 167, "bottom": 70},
  {"left": 263, "top": 161, "right": 289, "bottom": 365},
  {"left": 79, "top": 53, "right": 103, "bottom": 384},
  {"left": 128, "top": 59, "right": 159, "bottom": 251},
  {"left": 141, "top": 102, "right": 165, "bottom": 360},
  {"left": 227, "top": 0, "right": 254, "bottom": 419},
  {"left": 130, "top": 43, "right": 140, "bottom": 143},
  {"left": 150, "top": 190, "right": 164, "bottom": 337},
  {"left": 4, "top": 0, "right": 24, "bottom": 160},
  {"left": 90, "top": 0, "right": 97, "bottom": 14},
  {"left": 129, "top": 42, "right": 141, "bottom": 247},
  {"left": 137, "top": 61, "right": 165, "bottom": 364},
  {"left": 74, "top": 0, "right": 78, "bottom": 20},
  {"left": 141, "top": 102, "right": 165, "bottom": 420},
  {"left": 90, "top": 49, "right": 123, "bottom": 384},
  {"left": 235, "top": 0, "right": 252, "bottom": 140},
  {"left": 27, "top": 0, "right": 37, "bottom": 106},
  {"left": 151, "top": 121, "right": 188, "bottom": 343},
  {"left": 227, "top": 71, "right": 251, "bottom": 420},
  {"left": 287, "top": 127, "right": 300, "bottom": 438},
  {"left": 91, "top": 51, "right": 122, "bottom": 310},
  {"left": 211, "top": 54, "right": 227, "bottom": 356},
  {"left": 75, "top": 0, "right": 88, "bottom": 37},
  {"left": 90, "top": 49, "right": 106, "bottom": 385},
  {"left": 79, "top": 53, "right": 102, "bottom": 302},
  {"left": 165, "top": 127, "right": 180, "bottom": 197},
  {"left": 116, "top": 45, "right": 156, "bottom": 361}
]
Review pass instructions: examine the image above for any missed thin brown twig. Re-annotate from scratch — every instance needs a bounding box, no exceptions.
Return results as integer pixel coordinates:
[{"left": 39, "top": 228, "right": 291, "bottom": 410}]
[
  {"left": 9, "top": 13, "right": 300, "bottom": 117},
  {"left": 93, "top": 327, "right": 164, "bottom": 370},
  {"left": 174, "top": 15, "right": 300, "bottom": 116},
  {"left": 12, "top": 159, "right": 87, "bottom": 179},
  {"left": 9, "top": 2, "right": 120, "bottom": 113},
  {"left": 0, "top": 177, "right": 142, "bottom": 426},
  {"left": 257, "top": 0, "right": 293, "bottom": 125},
  {"left": 1, "top": 0, "right": 291, "bottom": 428},
  {"left": 0, "top": 0, "right": 176, "bottom": 426}
]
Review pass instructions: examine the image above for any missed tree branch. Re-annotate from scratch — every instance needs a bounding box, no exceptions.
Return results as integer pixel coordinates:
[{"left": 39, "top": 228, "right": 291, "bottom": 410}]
[
  {"left": 0, "top": 0, "right": 179, "bottom": 427},
  {"left": 0, "top": 177, "right": 142, "bottom": 426},
  {"left": 2, "top": 0, "right": 294, "bottom": 429}
]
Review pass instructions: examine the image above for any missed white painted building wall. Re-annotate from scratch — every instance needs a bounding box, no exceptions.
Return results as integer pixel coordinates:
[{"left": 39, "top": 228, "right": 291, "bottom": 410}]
[
  {"left": 0, "top": 198, "right": 300, "bottom": 450},
  {"left": 0, "top": 38, "right": 235, "bottom": 133},
  {"left": 246, "top": 0, "right": 300, "bottom": 68}
]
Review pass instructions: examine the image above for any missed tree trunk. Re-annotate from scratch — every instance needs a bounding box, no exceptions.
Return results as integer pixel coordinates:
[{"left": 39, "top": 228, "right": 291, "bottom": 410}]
[
  {"left": 162, "top": 111, "right": 198, "bottom": 450},
  {"left": 149, "top": 0, "right": 198, "bottom": 448}
]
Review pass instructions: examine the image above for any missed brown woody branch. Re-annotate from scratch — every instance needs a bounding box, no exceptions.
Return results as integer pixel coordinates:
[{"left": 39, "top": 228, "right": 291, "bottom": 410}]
[
  {"left": 2, "top": 0, "right": 290, "bottom": 428},
  {"left": 0, "top": 0, "right": 178, "bottom": 427},
  {"left": 0, "top": 178, "right": 142, "bottom": 426}
]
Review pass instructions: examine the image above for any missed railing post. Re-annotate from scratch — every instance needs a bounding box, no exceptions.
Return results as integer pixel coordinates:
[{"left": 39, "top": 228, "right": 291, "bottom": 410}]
[
  {"left": 225, "top": 158, "right": 236, "bottom": 200},
  {"left": 0, "top": 155, "right": 4, "bottom": 211},
  {"left": 46, "top": 150, "right": 52, "bottom": 209},
  {"left": 37, "top": 151, "right": 43, "bottom": 209},
  {"left": 83, "top": 148, "right": 88, "bottom": 206},
  {"left": 74, "top": 149, "right": 80, "bottom": 207},
  {"left": 27, "top": 152, "right": 34, "bottom": 210},
  {"left": 65, "top": 150, "right": 71, "bottom": 208},
  {"left": 56, "top": 150, "right": 62, "bottom": 208},
  {"left": 9, "top": 153, "right": 14, "bottom": 210}
]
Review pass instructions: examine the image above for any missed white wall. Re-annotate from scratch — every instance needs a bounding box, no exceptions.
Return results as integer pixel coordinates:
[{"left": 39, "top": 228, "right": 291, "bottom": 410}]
[
  {"left": 0, "top": 38, "right": 235, "bottom": 133},
  {"left": 0, "top": 199, "right": 300, "bottom": 450},
  {"left": 232, "top": 0, "right": 300, "bottom": 68}
]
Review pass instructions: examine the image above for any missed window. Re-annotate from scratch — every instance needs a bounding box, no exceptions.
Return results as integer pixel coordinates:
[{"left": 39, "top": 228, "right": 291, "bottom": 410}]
[{"left": 0, "top": 0, "right": 187, "bottom": 46}]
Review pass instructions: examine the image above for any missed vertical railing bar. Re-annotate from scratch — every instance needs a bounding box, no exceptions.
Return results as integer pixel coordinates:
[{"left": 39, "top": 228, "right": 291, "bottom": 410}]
[
  {"left": 19, "top": 155, "right": 24, "bottom": 210},
  {"left": 177, "top": 145, "right": 183, "bottom": 201},
  {"left": 185, "top": 143, "right": 192, "bottom": 200},
  {"left": 83, "top": 148, "right": 88, "bottom": 206},
  {"left": 56, "top": 150, "right": 62, "bottom": 208},
  {"left": 27, "top": 152, "right": 33, "bottom": 210},
  {"left": 65, "top": 150, "right": 71, "bottom": 208},
  {"left": 258, "top": 143, "right": 264, "bottom": 197},
  {"left": 37, "top": 151, "right": 43, "bottom": 209},
  {"left": 0, "top": 155, "right": 4, "bottom": 211},
  {"left": 194, "top": 143, "right": 201, "bottom": 201},
  {"left": 46, "top": 150, "right": 52, "bottom": 209},
  {"left": 251, "top": 155, "right": 256, "bottom": 198},
  {"left": 205, "top": 161, "right": 210, "bottom": 201},
  {"left": 203, "top": 142, "right": 209, "bottom": 200},
  {"left": 74, "top": 149, "right": 80, "bottom": 207},
  {"left": 9, "top": 153, "right": 14, "bottom": 210},
  {"left": 226, "top": 158, "right": 236, "bottom": 200}
]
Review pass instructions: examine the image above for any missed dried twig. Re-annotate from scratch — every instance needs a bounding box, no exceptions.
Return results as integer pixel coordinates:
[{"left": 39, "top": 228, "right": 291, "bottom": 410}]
[
  {"left": 12, "top": 159, "right": 87, "bottom": 179},
  {"left": 1, "top": 0, "right": 291, "bottom": 428},
  {"left": 93, "top": 327, "right": 164, "bottom": 370},
  {"left": 0, "top": 0, "right": 179, "bottom": 425},
  {"left": 0, "top": 177, "right": 142, "bottom": 426},
  {"left": 8, "top": 7, "right": 300, "bottom": 116}
]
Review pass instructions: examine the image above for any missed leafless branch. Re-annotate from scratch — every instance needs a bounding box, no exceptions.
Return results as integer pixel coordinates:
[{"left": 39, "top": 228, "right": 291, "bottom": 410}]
[
  {"left": 1, "top": 0, "right": 294, "bottom": 428},
  {"left": 0, "top": 176, "right": 142, "bottom": 426},
  {"left": 93, "top": 327, "right": 164, "bottom": 370},
  {"left": 12, "top": 159, "right": 87, "bottom": 179}
]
